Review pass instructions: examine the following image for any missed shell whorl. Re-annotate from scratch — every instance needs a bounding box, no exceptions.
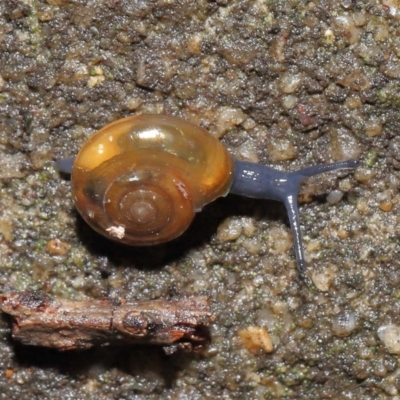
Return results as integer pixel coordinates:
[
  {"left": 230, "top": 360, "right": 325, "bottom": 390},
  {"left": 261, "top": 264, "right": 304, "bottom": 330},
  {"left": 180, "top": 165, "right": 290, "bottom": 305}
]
[{"left": 71, "top": 114, "right": 234, "bottom": 245}]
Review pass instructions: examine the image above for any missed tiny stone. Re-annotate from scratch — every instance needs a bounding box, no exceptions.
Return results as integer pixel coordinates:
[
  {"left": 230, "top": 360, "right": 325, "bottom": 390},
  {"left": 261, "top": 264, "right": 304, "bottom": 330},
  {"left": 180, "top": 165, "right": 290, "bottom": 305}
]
[
  {"left": 236, "top": 140, "right": 259, "bottom": 163},
  {"left": 215, "top": 107, "right": 247, "bottom": 138},
  {"left": 126, "top": 97, "right": 142, "bottom": 110},
  {"left": 356, "top": 198, "right": 369, "bottom": 214},
  {"left": 365, "top": 118, "right": 383, "bottom": 137},
  {"left": 337, "top": 229, "right": 349, "bottom": 239},
  {"left": 238, "top": 326, "right": 273, "bottom": 354},
  {"left": 186, "top": 33, "right": 202, "bottom": 55},
  {"left": 88, "top": 75, "right": 105, "bottom": 88},
  {"left": 242, "top": 238, "right": 262, "bottom": 255},
  {"left": 268, "top": 226, "right": 293, "bottom": 255},
  {"left": 46, "top": 239, "right": 71, "bottom": 255},
  {"left": 311, "top": 266, "right": 338, "bottom": 292},
  {"left": 326, "top": 190, "right": 344, "bottom": 205},
  {"left": 282, "top": 95, "right": 298, "bottom": 109},
  {"left": 354, "top": 168, "right": 377, "bottom": 184},
  {"left": 5, "top": 369, "right": 14, "bottom": 379},
  {"left": 378, "top": 325, "right": 400, "bottom": 354},
  {"left": 267, "top": 139, "right": 297, "bottom": 162},
  {"left": 379, "top": 202, "right": 393, "bottom": 212},
  {"left": 331, "top": 310, "right": 357, "bottom": 337},
  {"left": 280, "top": 72, "right": 303, "bottom": 94},
  {"left": 216, "top": 217, "right": 243, "bottom": 242}
]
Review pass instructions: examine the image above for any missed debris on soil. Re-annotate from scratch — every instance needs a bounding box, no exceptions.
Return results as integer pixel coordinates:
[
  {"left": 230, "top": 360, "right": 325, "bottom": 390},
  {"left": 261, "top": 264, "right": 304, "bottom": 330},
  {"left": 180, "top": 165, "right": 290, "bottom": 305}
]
[{"left": 0, "top": 291, "right": 213, "bottom": 353}]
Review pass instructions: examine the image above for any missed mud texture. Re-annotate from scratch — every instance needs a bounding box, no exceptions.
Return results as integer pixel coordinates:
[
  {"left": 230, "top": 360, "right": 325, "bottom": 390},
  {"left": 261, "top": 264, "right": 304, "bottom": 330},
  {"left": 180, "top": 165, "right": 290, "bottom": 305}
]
[{"left": 0, "top": 1, "right": 400, "bottom": 399}]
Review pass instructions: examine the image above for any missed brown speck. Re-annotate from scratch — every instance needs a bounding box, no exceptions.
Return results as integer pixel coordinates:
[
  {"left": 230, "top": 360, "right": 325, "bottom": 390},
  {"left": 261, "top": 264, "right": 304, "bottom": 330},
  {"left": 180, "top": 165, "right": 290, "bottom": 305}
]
[
  {"left": 46, "top": 239, "right": 71, "bottom": 255},
  {"left": 5, "top": 369, "right": 14, "bottom": 379},
  {"left": 337, "top": 229, "right": 349, "bottom": 239},
  {"left": 379, "top": 202, "right": 393, "bottom": 212},
  {"left": 238, "top": 326, "right": 273, "bottom": 355}
]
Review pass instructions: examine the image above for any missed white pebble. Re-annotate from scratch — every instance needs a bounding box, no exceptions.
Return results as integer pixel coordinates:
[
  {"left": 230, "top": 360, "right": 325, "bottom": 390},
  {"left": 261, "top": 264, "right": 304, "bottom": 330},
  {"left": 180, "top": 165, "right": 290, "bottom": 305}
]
[
  {"left": 326, "top": 190, "right": 344, "bottom": 205},
  {"left": 378, "top": 325, "right": 400, "bottom": 354},
  {"left": 332, "top": 310, "right": 357, "bottom": 337},
  {"left": 333, "top": 14, "right": 362, "bottom": 44},
  {"left": 267, "top": 138, "right": 297, "bottom": 161},
  {"left": 236, "top": 139, "right": 259, "bottom": 163},
  {"left": 282, "top": 95, "right": 298, "bottom": 109},
  {"left": 216, "top": 217, "right": 243, "bottom": 242},
  {"left": 215, "top": 107, "right": 247, "bottom": 137},
  {"left": 268, "top": 226, "right": 292, "bottom": 255},
  {"left": 311, "top": 266, "right": 338, "bottom": 292},
  {"left": 329, "top": 126, "right": 362, "bottom": 160},
  {"left": 279, "top": 72, "right": 303, "bottom": 94},
  {"left": 242, "top": 237, "right": 262, "bottom": 254}
]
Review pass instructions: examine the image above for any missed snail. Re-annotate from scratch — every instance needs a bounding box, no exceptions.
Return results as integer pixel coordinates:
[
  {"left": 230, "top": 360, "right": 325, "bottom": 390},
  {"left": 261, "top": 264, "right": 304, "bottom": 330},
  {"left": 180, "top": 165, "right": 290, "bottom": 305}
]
[{"left": 56, "top": 114, "right": 359, "bottom": 272}]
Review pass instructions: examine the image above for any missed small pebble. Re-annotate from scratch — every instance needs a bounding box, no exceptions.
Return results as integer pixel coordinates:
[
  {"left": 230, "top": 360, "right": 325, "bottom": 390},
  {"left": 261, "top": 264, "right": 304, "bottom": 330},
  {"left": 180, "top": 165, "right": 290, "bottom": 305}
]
[
  {"left": 38, "top": 6, "right": 54, "bottom": 22},
  {"left": 356, "top": 198, "right": 369, "bottom": 214},
  {"left": 88, "top": 75, "right": 105, "bottom": 88},
  {"left": 324, "top": 28, "right": 335, "bottom": 45},
  {"left": 333, "top": 15, "right": 362, "bottom": 45},
  {"left": 354, "top": 168, "right": 377, "bottom": 184},
  {"left": 268, "top": 226, "right": 293, "bottom": 255},
  {"left": 378, "top": 325, "right": 400, "bottom": 354},
  {"left": 353, "top": 12, "right": 367, "bottom": 27},
  {"left": 5, "top": 369, "right": 13, "bottom": 379},
  {"left": 267, "top": 139, "right": 297, "bottom": 162},
  {"left": 242, "top": 217, "right": 256, "bottom": 236},
  {"left": 365, "top": 118, "right": 383, "bottom": 137},
  {"left": 279, "top": 72, "right": 303, "bottom": 94},
  {"left": 186, "top": 33, "right": 202, "bottom": 55},
  {"left": 236, "top": 140, "right": 259, "bottom": 163},
  {"left": 46, "top": 239, "right": 71, "bottom": 255},
  {"left": 379, "top": 202, "right": 393, "bottom": 212},
  {"left": 337, "top": 228, "right": 349, "bottom": 239},
  {"left": 217, "top": 217, "right": 243, "bottom": 242},
  {"left": 0, "top": 220, "right": 13, "bottom": 241},
  {"left": 242, "top": 237, "right": 262, "bottom": 254},
  {"left": 126, "top": 97, "right": 142, "bottom": 110},
  {"left": 332, "top": 310, "right": 357, "bottom": 337},
  {"left": 326, "top": 190, "right": 344, "bottom": 205},
  {"left": 337, "top": 71, "right": 371, "bottom": 91},
  {"left": 238, "top": 326, "right": 273, "bottom": 354},
  {"left": 311, "top": 266, "right": 338, "bottom": 292},
  {"left": 215, "top": 107, "right": 247, "bottom": 137},
  {"left": 282, "top": 95, "right": 298, "bottom": 109}
]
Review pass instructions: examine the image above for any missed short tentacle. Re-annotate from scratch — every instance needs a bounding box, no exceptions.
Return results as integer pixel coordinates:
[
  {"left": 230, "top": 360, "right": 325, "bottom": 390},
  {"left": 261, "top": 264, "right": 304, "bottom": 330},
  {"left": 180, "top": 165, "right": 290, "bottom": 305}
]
[
  {"left": 55, "top": 157, "right": 75, "bottom": 174},
  {"left": 283, "top": 195, "right": 307, "bottom": 273}
]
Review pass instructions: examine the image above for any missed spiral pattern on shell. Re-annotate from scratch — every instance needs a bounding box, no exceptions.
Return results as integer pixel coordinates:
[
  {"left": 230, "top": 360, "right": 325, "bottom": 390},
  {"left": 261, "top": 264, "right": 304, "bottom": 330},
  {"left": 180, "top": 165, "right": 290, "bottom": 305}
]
[{"left": 71, "top": 114, "right": 234, "bottom": 245}]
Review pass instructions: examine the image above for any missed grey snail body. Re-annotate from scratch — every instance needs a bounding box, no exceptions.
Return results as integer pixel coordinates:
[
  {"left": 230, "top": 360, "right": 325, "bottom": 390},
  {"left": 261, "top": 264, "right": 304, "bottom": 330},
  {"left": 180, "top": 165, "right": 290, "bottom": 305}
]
[{"left": 57, "top": 114, "right": 359, "bottom": 272}]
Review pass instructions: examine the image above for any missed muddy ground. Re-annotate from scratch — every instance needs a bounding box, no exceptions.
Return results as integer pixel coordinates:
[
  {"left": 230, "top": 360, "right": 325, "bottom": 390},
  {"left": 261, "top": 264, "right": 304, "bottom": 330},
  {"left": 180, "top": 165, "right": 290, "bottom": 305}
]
[{"left": 1, "top": 1, "right": 400, "bottom": 399}]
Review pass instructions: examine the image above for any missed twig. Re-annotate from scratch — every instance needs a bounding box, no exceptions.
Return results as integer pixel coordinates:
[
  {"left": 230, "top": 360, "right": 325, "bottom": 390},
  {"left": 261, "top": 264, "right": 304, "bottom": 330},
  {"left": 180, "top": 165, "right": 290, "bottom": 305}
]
[{"left": 0, "top": 291, "right": 213, "bottom": 354}]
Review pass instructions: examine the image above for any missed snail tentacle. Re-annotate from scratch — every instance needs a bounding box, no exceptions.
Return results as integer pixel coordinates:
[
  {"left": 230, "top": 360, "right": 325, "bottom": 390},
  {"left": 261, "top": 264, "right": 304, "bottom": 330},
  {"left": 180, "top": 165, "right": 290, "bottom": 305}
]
[
  {"left": 55, "top": 157, "right": 75, "bottom": 174},
  {"left": 230, "top": 159, "right": 359, "bottom": 272}
]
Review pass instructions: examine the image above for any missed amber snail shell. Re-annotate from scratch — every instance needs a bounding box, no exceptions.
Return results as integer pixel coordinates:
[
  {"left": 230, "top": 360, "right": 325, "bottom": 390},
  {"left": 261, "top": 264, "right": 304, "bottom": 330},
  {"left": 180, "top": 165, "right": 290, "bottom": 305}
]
[{"left": 71, "top": 114, "right": 234, "bottom": 245}]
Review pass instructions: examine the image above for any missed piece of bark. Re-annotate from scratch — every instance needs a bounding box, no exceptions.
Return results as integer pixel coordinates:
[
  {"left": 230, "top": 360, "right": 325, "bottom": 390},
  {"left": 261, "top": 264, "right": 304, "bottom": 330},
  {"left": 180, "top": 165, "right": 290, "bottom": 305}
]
[{"left": 0, "top": 291, "right": 213, "bottom": 353}]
